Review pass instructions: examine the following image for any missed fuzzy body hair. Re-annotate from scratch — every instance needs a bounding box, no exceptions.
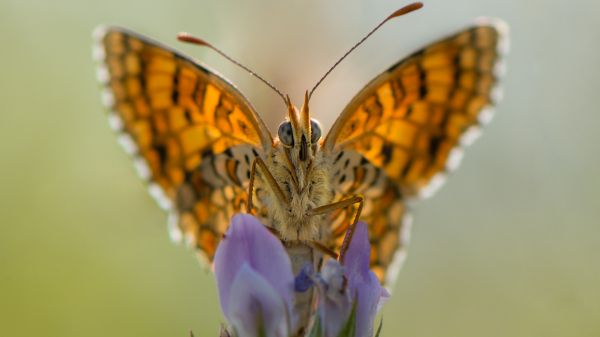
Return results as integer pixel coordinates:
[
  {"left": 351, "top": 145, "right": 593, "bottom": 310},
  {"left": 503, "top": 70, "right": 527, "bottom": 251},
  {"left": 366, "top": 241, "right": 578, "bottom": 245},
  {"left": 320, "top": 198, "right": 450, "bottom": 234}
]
[{"left": 256, "top": 141, "right": 333, "bottom": 243}]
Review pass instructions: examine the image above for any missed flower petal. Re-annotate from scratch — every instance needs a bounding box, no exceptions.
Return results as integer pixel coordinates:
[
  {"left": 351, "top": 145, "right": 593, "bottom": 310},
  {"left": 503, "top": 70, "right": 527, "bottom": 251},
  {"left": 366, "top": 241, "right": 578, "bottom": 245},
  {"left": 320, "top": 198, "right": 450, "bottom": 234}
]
[
  {"left": 294, "top": 262, "right": 315, "bottom": 293},
  {"left": 227, "top": 264, "right": 289, "bottom": 337},
  {"left": 344, "top": 222, "right": 390, "bottom": 337},
  {"left": 343, "top": 222, "right": 371, "bottom": 280},
  {"left": 214, "top": 214, "right": 294, "bottom": 321},
  {"left": 318, "top": 259, "right": 351, "bottom": 337},
  {"left": 354, "top": 272, "right": 389, "bottom": 337}
]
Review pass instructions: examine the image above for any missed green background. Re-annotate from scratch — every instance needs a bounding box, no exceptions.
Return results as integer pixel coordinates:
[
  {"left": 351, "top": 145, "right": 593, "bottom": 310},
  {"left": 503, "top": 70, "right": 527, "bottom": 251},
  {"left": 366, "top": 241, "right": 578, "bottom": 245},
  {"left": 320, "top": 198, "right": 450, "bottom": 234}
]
[{"left": 1, "top": 0, "right": 598, "bottom": 336}]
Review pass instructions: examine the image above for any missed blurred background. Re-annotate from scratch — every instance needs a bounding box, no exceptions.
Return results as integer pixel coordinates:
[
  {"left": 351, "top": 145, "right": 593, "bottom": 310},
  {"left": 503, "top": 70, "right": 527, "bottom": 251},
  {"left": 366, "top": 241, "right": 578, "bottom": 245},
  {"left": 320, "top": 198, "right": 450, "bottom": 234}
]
[{"left": 1, "top": 0, "right": 599, "bottom": 336}]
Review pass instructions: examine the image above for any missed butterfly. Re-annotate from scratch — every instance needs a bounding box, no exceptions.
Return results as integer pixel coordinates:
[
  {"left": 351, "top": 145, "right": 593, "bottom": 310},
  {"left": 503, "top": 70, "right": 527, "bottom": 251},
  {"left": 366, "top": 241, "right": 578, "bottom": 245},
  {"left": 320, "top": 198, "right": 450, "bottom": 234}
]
[{"left": 93, "top": 3, "right": 508, "bottom": 292}]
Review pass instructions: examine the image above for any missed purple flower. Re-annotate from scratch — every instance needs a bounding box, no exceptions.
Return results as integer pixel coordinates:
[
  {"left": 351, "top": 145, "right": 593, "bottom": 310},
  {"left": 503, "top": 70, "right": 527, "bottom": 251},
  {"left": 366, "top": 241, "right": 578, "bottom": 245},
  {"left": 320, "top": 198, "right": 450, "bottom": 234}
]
[
  {"left": 318, "top": 259, "right": 352, "bottom": 337},
  {"left": 214, "top": 214, "right": 295, "bottom": 337},
  {"left": 319, "top": 222, "right": 390, "bottom": 337}
]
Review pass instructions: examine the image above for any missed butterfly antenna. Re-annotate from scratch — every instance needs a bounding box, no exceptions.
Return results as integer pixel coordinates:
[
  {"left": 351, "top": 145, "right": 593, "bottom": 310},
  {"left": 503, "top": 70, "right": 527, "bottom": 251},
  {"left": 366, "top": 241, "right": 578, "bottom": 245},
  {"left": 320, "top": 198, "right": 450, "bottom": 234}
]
[
  {"left": 308, "top": 2, "right": 424, "bottom": 101},
  {"left": 178, "top": 33, "right": 287, "bottom": 104}
]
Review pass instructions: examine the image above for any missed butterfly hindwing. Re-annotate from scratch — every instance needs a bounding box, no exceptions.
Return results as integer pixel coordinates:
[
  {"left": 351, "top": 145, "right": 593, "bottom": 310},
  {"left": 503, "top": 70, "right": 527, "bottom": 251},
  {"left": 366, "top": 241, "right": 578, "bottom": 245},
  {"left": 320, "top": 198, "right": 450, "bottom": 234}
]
[
  {"left": 325, "top": 19, "right": 508, "bottom": 285},
  {"left": 328, "top": 150, "right": 411, "bottom": 286},
  {"left": 94, "top": 26, "right": 272, "bottom": 263}
]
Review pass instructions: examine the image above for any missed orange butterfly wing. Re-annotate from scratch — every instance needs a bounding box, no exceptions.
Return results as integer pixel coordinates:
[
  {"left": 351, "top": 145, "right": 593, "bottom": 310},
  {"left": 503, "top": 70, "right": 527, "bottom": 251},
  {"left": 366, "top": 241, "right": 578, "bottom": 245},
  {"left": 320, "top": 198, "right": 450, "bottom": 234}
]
[
  {"left": 94, "top": 26, "right": 272, "bottom": 263},
  {"left": 325, "top": 20, "right": 509, "bottom": 285},
  {"left": 327, "top": 150, "right": 410, "bottom": 285}
]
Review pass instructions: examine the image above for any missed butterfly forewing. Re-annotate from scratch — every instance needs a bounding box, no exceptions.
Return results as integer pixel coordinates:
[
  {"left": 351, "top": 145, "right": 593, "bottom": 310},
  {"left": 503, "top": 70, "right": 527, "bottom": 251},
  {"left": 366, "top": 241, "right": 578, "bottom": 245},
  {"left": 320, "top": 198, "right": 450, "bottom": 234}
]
[
  {"left": 94, "top": 26, "right": 272, "bottom": 263},
  {"left": 325, "top": 19, "right": 508, "bottom": 285}
]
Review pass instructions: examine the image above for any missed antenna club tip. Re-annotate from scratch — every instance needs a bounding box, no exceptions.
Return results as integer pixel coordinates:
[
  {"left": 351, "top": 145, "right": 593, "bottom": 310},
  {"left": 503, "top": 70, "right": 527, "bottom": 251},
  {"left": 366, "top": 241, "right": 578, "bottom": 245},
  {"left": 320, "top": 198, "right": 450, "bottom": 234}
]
[
  {"left": 177, "top": 32, "right": 210, "bottom": 46},
  {"left": 387, "top": 2, "right": 424, "bottom": 20}
]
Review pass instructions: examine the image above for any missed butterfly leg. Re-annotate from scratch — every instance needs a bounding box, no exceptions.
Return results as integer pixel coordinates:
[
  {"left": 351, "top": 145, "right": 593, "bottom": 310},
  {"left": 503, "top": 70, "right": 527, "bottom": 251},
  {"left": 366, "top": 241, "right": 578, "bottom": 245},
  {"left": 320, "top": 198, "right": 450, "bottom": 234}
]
[
  {"left": 307, "top": 241, "right": 339, "bottom": 259},
  {"left": 246, "top": 157, "right": 289, "bottom": 213},
  {"left": 307, "top": 195, "right": 364, "bottom": 264}
]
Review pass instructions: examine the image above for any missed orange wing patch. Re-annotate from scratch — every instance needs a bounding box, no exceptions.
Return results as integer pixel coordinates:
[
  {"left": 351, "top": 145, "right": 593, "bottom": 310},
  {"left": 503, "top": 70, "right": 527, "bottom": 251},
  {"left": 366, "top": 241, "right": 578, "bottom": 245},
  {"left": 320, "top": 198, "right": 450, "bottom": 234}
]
[
  {"left": 325, "top": 21, "right": 508, "bottom": 198},
  {"left": 94, "top": 26, "right": 272, "bottom": 263}
]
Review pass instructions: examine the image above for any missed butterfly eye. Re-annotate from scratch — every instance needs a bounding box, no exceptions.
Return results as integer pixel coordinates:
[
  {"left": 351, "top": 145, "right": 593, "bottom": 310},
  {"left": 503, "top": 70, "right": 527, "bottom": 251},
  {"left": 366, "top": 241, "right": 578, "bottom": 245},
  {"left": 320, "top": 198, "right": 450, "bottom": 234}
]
[
  {"left": 278, "top": 121, "right": 294, "bottom": 146},
  {"left": 310, "top": 119, "right": 322, "bottom": 144}
]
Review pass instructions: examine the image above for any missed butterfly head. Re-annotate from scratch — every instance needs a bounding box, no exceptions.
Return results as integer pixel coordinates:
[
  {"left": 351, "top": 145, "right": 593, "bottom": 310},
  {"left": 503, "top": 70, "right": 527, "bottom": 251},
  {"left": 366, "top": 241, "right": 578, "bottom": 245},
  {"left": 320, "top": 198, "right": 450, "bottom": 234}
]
[{"left": 278, "top": 92, "right": 322, "bottom": 163}]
